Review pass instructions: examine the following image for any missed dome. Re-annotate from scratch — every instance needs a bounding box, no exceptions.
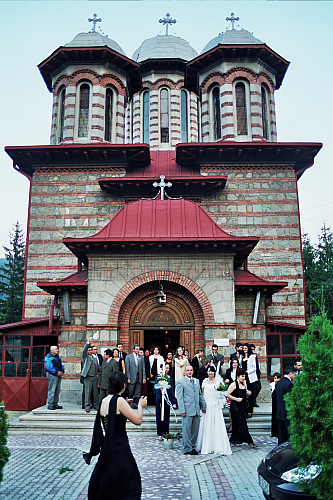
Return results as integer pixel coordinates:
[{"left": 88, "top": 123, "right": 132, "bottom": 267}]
[
  {"left": 201, "top": 29, "right": 263, "bottom": 55},
  {"left": 66, "top": 32, "right": 126, "bottom": 56},
  {"left": 132, "top": 34, "right": 198, "bottom": 63}
]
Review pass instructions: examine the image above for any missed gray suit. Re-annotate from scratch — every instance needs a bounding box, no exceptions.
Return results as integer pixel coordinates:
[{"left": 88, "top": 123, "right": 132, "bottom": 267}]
[
  {"left": 98, "top": 358, "right": 119, "bottom": 401},
  {"left": 125, "top": 353, "right": 146, "bottom": 399},
  {"left": 81, "top": 343, "right": 100, "bottom": 410},
  {"left": 176, "top": 376, "right": 206, "bottom": 453}
]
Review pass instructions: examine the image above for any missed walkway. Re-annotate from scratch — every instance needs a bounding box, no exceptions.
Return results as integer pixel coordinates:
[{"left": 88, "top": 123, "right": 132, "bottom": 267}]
[{"left": 1, "top": 433, "right": 276, "bottom": 499}]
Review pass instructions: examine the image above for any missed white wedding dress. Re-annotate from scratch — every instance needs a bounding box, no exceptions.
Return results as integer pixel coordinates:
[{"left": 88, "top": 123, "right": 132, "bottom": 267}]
[{"left": 196, "top": 378, "right": 232, "bottom": 455}]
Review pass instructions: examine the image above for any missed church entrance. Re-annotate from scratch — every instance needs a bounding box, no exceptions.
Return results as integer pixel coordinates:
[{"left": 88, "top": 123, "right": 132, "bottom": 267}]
[
  {"left": 129, "top": 292, "right": 195, "bottom": 357},
  {"left": 144, "top": 329, "right": 180, "bottom": 358}
]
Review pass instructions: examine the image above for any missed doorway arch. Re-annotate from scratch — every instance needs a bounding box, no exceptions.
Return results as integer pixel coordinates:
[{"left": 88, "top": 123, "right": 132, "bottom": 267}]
[{"left": 130, "top": 293, "right": 194, "bottom": 356}]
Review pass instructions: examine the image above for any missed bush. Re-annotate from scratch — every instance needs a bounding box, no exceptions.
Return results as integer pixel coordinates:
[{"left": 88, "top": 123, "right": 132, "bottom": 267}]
[
  {"left": 285, "top": 310, "right": 333, "bottom": 499},
  {"left": 0, "top": 409, "right": 10, "bottom": 483}
]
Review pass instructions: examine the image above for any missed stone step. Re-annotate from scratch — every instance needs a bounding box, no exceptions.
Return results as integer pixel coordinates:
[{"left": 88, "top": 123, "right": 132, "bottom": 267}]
[{"left": 8, "top": 403, "right": 273, "bottom": 436}]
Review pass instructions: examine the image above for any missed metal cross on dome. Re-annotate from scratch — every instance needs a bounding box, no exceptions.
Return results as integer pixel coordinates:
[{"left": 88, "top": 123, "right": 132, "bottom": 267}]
[
  {"left": 153, "top": 175, "right": 172, "bottom": 200},
  {"left": 226, "top": 12, "right": 239, "bottom": 30},
  {"left": 159, "top": 13, "right": 176, "bottom": 35},
  {"left": 88, "top": 13, "right": 102, "bottom": 32}
]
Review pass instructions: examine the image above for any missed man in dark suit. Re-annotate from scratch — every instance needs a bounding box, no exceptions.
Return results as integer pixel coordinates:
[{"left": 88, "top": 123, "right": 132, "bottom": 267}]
[
  {"left": 275, "top": 365, "right": 296, "bottom": 444},
  {"left": 230, "top": 342, "right": 244, "bottom": 360},
  {"left": 206, "top": 344, "right": 224, "bottom": 376},
  {"left": 191, "top": 349, "right": 204, "bottom": 378},
  {"left": 117, "top": 343, "right": 127, "bottom": 362},
  {"left": 98, "top": 349, "right": 119, "bottom": 401},
  {"left": 81, "top": 343, "right": 100, "bottom": 412},
  {"left": 91, "top": 346, "right": 103, "bottom": 366},
  {"left": 125, "top": 344, "right": 146, "bottom": 399},
  {"left": 176, "top": 364, "right": 206, "bottom": 454}
]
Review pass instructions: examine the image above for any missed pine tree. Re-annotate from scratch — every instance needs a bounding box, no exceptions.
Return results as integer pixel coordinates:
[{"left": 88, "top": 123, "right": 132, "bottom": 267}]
[
  {"left": 285, "top": 309, "right": 333, "bottom": 499},
  {"left": 0, "top": 222, "right": 25, "bottom": 325}
]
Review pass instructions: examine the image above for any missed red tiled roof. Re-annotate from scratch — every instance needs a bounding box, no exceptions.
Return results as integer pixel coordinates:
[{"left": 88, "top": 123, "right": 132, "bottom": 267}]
[
  {"left": 37, "top": 270, "right": 88, "bottom": 293},
  {"left": 234, "top": 269, "right": 287, "bottom": 293},
  {"left": 63, "top": 199, "right": 258, "bottom": 265}
]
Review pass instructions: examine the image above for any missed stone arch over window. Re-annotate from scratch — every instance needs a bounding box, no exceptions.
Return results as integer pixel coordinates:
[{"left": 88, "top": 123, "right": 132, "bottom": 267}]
[
  {"left": 261, "top": 83, "right": 270, "bottom": 141},
  {"left": 159, "top": 87, "right": 170, "bottom": 144},
  {"left": 57, "top": 86, "right": 66, "bottom": 144},
  {"left": 142, "top": 89, "right": 150, "bottom": 144},
  {"left": 211, "top": 85, "right": 221, "bottom": 140},
  {"left": 104, "top": 86, "right": 116, "bottom": 143},
  {"left": 233, "top": 79, "right": 251, "bottom": 138},
  {"left": 181, "top": 89, "right": 188, "bottom": 143},
  {"left": 75, "top": 81, "right": 92, "bottom": 139}
]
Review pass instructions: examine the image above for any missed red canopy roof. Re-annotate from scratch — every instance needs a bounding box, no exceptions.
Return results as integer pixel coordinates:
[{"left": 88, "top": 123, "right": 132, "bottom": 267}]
[
  {"left": 234, "top": 269, "right": 287, "bottom": 293},
  {"left": 37, "top": 270, "right": 88, "bottom": 293},
  {"left": 64, "top": 199, "right": 258, "bottom": 264}
]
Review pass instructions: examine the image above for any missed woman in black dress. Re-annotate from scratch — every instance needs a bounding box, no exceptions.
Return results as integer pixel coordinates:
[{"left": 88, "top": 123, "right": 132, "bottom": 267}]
[
  {"left": 83, "top": 371, "right": 147, "bottom": 500},
  {"left": 227, "top": 369, "right": 256, "bottom": 448}
]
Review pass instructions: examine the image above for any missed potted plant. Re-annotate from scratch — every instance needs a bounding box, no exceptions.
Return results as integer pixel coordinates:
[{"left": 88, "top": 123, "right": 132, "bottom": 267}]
[
  {"left": 0, "top": 401, "right": 5, "bottom": 411},
  {"left": 162, "top": 432, "right": 181, "bottom": 449}
]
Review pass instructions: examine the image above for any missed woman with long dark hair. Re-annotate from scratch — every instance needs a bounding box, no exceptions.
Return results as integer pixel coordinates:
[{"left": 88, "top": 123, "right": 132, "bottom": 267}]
[
  {"left": 227, "top": 368, "right": 256, "bottom": 448},
  {"left": 84, "top": 371, "right": 147, "bottom": 499}
]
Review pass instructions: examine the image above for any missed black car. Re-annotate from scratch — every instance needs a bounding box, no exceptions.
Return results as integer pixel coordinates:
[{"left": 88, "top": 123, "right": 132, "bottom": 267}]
[{"left": 257, "top": 442, "right": 321, "bottom": 500}]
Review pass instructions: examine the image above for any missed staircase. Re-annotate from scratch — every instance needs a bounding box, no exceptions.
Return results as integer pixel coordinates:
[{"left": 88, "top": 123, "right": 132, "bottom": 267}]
[{"left": 8, "top": 403, "right": 273, "bottom": 436}]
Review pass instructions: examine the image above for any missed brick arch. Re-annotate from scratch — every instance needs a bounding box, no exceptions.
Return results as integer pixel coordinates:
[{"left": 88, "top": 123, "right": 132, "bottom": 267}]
[
  {"left": 100, "top": 73, "right": 126, "bottom": 95},
  {"left": 109, "top": 271, "right": 214, "bottom": 325},
  {"left": 115, "top": 278, "right": 209, "bottom": 353},
  {"left": 201, "top": 72, "right": 225, "bottom": 93},
  {"left": 257, "top": 72, "right": 275, "bottom": 93},
  {"left": 69, "top": 68, "right": 100, "bottom": 86},
  {"left": 151, "top": 78, "right": 177, "bottom": 90},
  {"left": 224, "top": 67, "right": 257, "bottom": 84},
  {"left": 53, "top": 75, "right": 70, "bottom": 95}
]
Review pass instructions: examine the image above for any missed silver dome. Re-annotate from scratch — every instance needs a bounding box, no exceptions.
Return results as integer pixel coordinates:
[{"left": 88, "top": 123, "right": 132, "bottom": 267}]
[
  {"left": 132, "top": 34, "right": 198, "bottom": 63},
  {"left": 66, "top": 32, "right": 126, "bottom": 56},
  {"left": 201, "top": 29, "right": 263, "bottom": 55}
]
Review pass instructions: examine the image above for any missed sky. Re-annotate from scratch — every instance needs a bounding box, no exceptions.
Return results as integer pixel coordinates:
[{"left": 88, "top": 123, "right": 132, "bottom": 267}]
[{"left": 0, "top": 0, "right": 332, "bottom": 258}]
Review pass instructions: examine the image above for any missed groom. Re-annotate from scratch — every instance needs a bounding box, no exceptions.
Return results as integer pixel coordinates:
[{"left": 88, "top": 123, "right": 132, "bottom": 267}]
[{"left": 176, "top": 365, "right": 206, "bottom": 455}]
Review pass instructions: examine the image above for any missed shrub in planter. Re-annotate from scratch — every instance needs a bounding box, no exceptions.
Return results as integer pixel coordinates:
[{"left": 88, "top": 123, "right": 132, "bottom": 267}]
[{"left": 0, "top": 408, "right": 10, "bottom": 483}]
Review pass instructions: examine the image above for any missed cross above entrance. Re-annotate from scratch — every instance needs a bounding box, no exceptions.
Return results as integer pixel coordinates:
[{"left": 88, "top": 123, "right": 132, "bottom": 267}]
[
  {"left": 88, "top": 13, "right": 102, "bottom": 32},
  {"left": 153, "top": 175, "right": 172, "bottom": 200},
  {"left": 159, "top": 13, "right": 177, "bottom": 35},
  {"left": 226, "top": 12, "right": 239, "bottom": 30}
]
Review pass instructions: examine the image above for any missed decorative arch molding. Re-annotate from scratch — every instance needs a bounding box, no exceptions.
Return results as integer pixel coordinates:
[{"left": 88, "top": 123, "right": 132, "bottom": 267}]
[
  {"left": 100, "top": 73, "right": 126, "bottom": 95},
  {"left": 150, "top": 78, "right": 177, "bottom": 90},
  {"left": 201, "top": 72, "right": 225, "bottom": 93},
  {"left": 130, "top": 293, "right": 194, "bottom": 327},
  {"left": 53, "top": 75, "right": 70, "bottom": 95},
  {"left": 69, "top": 68, "right": 100, "bottom": 86},
  {"left": 108, "top": 270, "right": 214, "bottom": 325},
  {"left": 224, "top": 66, "right": 257, "bottom": 84},
  {"left": 257, "top": 72, "right": 275, "bottom": 93}
]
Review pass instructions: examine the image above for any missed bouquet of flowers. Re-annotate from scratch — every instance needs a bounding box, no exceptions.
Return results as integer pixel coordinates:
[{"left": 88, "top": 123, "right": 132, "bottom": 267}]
[
  {"left": 163, "top": 432, "right": 182, "bottom": 441},
  {"left": 215, "top": 382, "right": 228, "bottom": 409},
  {"left": 154, "top": 373, "right": 171, "bottom": 390}
]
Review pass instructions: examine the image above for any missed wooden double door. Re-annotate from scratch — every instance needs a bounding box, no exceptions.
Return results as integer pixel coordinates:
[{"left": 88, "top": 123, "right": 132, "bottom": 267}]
[{"left": 129, "top": 293, "right": 194, "bottom": 357}]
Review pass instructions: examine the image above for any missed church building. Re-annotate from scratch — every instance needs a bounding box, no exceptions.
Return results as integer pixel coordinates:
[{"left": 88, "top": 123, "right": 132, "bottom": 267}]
[{"left": 1, "top": 13, "right": 322, "bottom": 409}]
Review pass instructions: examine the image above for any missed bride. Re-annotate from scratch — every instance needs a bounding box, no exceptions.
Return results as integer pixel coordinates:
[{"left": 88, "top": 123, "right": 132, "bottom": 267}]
[{"left": 196, "top": 365, "right": 232, "bottom": 455}]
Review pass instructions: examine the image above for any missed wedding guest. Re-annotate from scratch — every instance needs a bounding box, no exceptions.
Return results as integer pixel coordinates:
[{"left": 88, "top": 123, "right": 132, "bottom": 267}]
[
  {"left": 176, "top": 365, "right": 206, "bottom": 455},
  {"left": 98, "top": 349, "right": 118, "bottom": 401},
  {"left": 91, "top": 346, "right": 103, "bottom": 367},
  {"left": 230, "top": 342, "right": 243, "bottom": 360},
  {"left": 191, "top": 349, "right": 204, "bottom": 378},
  {"left": 164, "top": 350, "right": 174, "bottom": 379},
  {"left": 154, "top": 363, "right": 177, "bottom": 441},
  {"left": 224, "top": 358, "right": 240, "bottom": 433},
  {"left": 206, "top": 344, "right": 224, "bottom": 377},
  {"left": 112, "top": 348, "right": 125, "bottom": 374},
  {"left": 149, "top": 346, "right": 164, "bottom": 404},
  {"left": 84, "top": 371, "right": 147, "bottom": 500},
  {"left": 270, "top": 372, "right": 281, "bottom": 438},
  {"left": 117, "top": 343, "right": 127, "bottom": 362},
  {"left": 196, "top": 365, "right": 232, "bottom": 455},
  {"left": 250, "top": 343, "right": 261, "bottom": 407},
  {"left": 227, "top": 369, "right": 256, "bottom": 448},
  {"left": 174, "top": 346, "right": 189, "bottom": 385},
  {"left": 125, "top": 344, "right": 146, "bottom": 399},
  {"left": 44, "top": 346, "right": 64, "bottom": 410},
  {"left": 275, "top": 366, "right": 296, "bottom": 445},
  {"left": 81, "top": 342, "right": 100, "bottom": 412},
  {"left": 241, "top": 343, "right": 258, "bottom": 418},
  {"left": 140, "top": 348, "right": 150, "bottom": 397},
  {"left": 294, "top": 358, "right": 302, "bottom": 375},
  {"left": 197, "top": 358, "right": 209, "bottom": 388},
  {"left": 184, "top": 349, "right": 190, "bottom": 360}
]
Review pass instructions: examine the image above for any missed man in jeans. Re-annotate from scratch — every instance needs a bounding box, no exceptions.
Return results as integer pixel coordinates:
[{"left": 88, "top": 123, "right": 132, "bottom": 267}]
[{"left": 44, "top": 346, "right": 64, "bottom": 410}]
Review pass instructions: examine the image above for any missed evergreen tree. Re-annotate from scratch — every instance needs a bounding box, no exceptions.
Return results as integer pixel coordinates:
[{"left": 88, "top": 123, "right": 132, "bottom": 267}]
[
  {"left": 0, "top": 222, "right": 25, "bottom": 325},
  {"left": 285, "top": 309, "right": 333, "bottom": 500}
]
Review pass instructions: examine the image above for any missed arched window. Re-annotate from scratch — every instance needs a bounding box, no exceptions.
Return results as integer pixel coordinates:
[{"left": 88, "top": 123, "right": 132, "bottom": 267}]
[
  {"left": 261, "top": 85, "right": 269, "bottom": 140},
  {"left": 78, "top": 83, "right": 90, "bottom": 138},
  {"left": 212, "top": 87, "right": 221, "bottom": 140},
  {"left": 181, "top": 90, "right": 188, "bottom": 143},
  {"left": 104, "top": 87, "right": 113, "bottom": 142},
  {"left": 160, "top": 88, "right": 169, "bottom": 143},
  {"left": 235, "top": 82, "right": 248, "bottom": 136},
  {"left": 58, "top": 87, "right": 66, "bottom": 143},
  {"left": 143, "top": 91, "right": 149, "bottom": 144}
]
